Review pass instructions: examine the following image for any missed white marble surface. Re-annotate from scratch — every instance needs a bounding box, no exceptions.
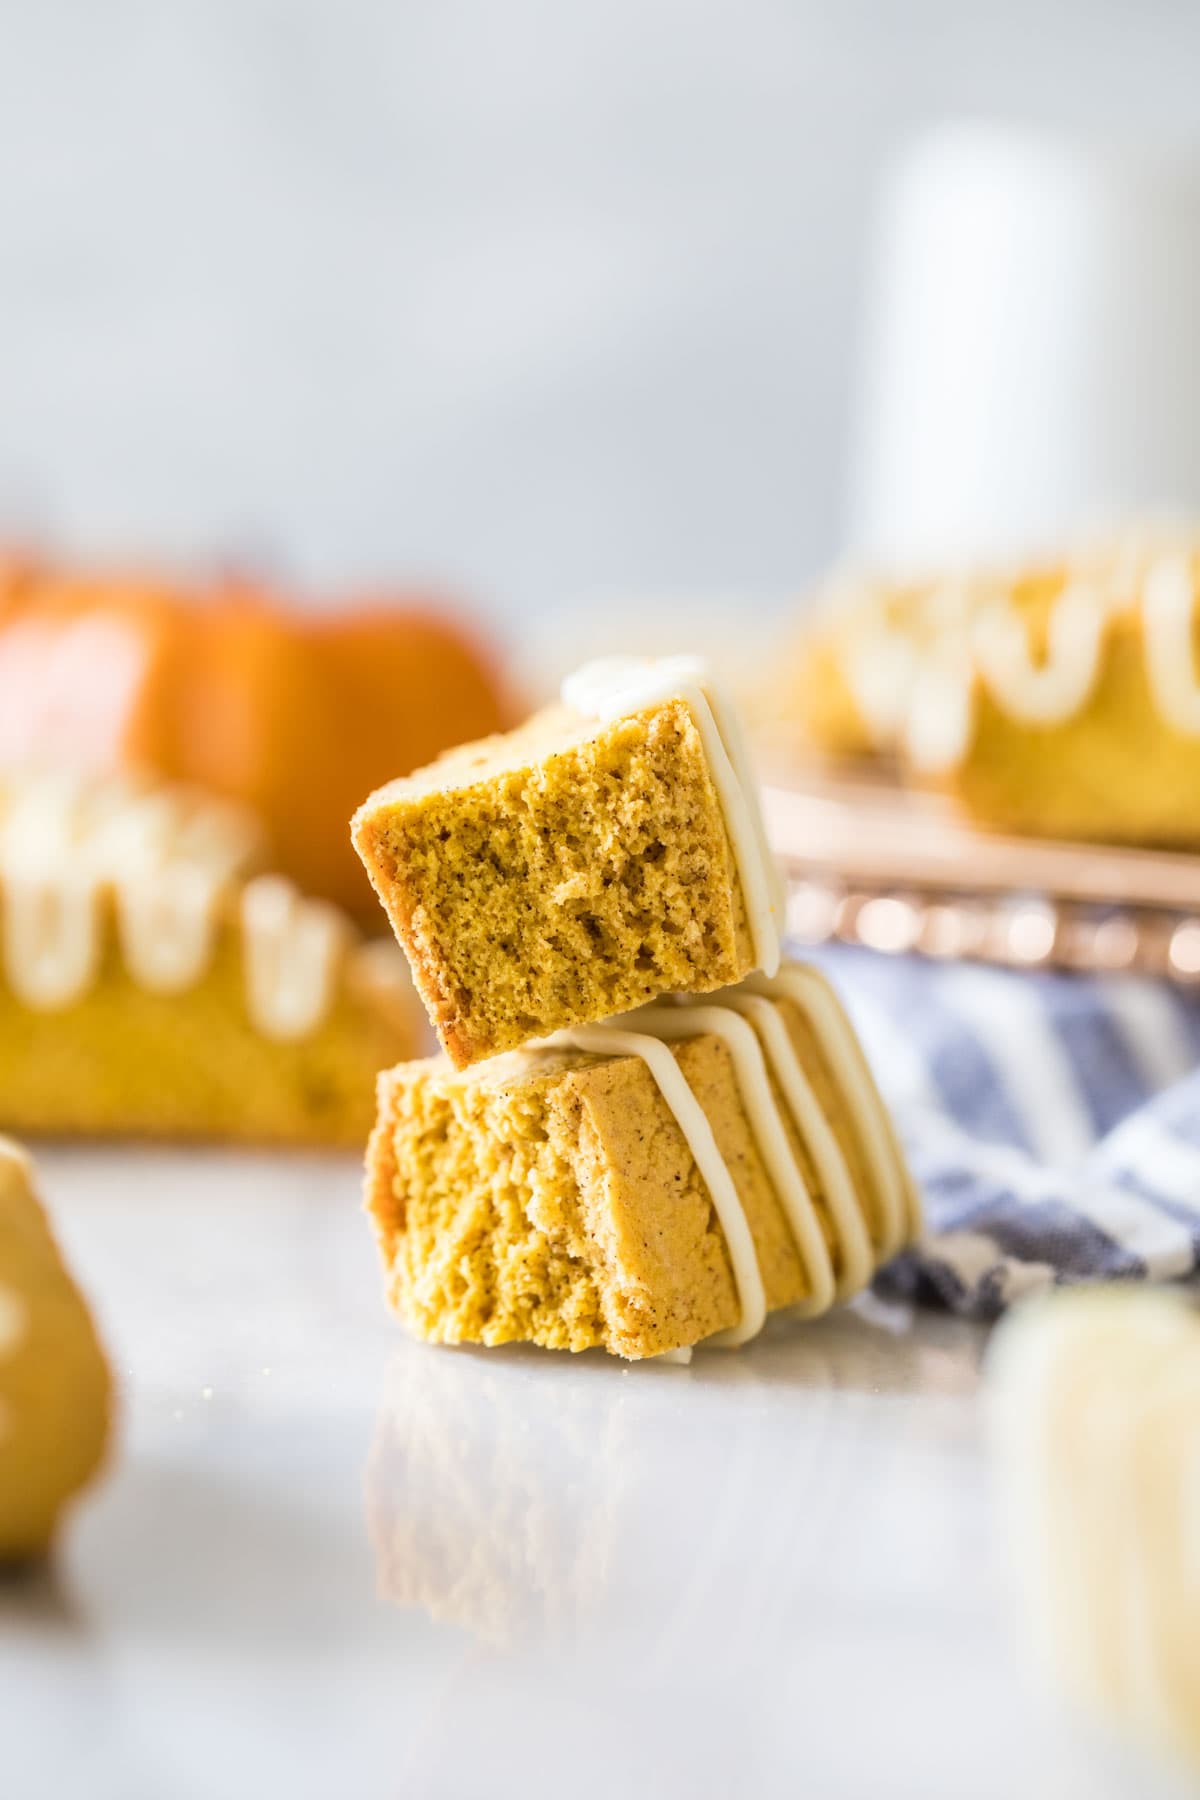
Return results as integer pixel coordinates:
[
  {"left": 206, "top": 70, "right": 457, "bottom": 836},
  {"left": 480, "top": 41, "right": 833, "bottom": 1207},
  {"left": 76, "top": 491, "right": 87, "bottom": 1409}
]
[{"left": 3, "top": 1146, "right": 1192, "bottom": 1800}]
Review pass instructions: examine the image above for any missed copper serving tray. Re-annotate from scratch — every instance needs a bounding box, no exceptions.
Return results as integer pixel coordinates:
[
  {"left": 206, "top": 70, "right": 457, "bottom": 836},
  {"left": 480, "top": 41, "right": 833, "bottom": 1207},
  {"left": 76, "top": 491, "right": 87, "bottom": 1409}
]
[{"left": 761, "top": 766, "right": 1200, "bottom": 983}]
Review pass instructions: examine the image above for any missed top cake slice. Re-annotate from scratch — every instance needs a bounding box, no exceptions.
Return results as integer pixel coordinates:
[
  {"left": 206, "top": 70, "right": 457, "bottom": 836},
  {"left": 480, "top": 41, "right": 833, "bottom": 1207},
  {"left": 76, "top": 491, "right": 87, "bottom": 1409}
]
[{"left": 352, "top": 656, "right": 784, "bottom": 1067}]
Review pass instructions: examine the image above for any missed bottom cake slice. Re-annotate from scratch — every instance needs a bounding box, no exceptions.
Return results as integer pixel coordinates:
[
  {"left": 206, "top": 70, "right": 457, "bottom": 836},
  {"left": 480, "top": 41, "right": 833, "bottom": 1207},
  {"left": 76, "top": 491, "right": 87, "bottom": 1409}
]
[{"left": 365, "top": 961, "right": 920, "bottom": 1359}]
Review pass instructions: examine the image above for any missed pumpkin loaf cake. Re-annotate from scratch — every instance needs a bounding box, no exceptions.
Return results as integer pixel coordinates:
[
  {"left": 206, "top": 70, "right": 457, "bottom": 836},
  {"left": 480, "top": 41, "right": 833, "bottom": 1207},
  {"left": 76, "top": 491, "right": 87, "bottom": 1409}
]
[
  {"left": 768, "top": 553, "right": 1115, "bottom": 764},
  {"left": 353, "top": 656, "right": 785, "bottom": 1068},
  {"left": 0, "top": 1138, "right": 111, "bottom": 1559},
  {"left": 773, "top": 528, "right": 1200, "bottom": 846},
  {"left": 901, "top": 543, "right": 1200, "bottom": 843},
  {"left": 0, "top": 771, "right": 416, "bottom": 1145},
  {"left": 365, "top": 961, "right": 920, "bottom": 1360}
]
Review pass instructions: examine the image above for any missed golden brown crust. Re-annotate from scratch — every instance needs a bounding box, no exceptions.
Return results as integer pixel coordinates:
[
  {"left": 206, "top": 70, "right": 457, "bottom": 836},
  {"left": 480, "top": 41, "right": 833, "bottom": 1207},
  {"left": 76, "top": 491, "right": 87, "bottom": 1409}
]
[
  {"left": 365, "top": 1067, "right": 404, "bottom": 1250},
  {"left": 351, "top": 811, "right": 480, "bottom": 1065}
]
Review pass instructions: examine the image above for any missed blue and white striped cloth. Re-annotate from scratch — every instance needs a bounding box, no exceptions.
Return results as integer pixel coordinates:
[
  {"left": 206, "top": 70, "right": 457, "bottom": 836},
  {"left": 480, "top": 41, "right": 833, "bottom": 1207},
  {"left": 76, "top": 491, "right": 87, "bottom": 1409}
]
[{"left": 814, "top": 946, "right": 1200, "bottom": 1317}]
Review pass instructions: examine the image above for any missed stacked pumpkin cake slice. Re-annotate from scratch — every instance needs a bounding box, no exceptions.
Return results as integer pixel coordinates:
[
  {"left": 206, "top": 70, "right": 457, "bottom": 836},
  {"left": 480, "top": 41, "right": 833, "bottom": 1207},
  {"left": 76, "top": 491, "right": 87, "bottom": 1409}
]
[{"left": 355, "top": 657, "right": 920, "bottom": 1359}]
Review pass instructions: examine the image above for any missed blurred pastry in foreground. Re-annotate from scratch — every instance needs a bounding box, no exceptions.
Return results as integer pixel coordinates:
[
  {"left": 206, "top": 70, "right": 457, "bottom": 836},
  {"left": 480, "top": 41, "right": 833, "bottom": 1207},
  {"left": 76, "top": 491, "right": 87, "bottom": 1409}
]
[
  {"left": 0, "top": 771, "right": 415, "bottom": 1145},
  {"left": 353, "top": 656, "right": 783, "bottom": 1068},
  {"left": 988, "top": 1288, "right": 1200, "bottom": 1774},
  {"left": 0, "top": 1139, "right": 111, "bottom": 1560},
  {"left": 365, "top": 963, "right": 920, "bottom": 1360},
  {"left": 0, "top": 567, "right": 511, "bottom": 919},
  {"left": 773, "top": 530, "right": 1200, "bottom": 847}
]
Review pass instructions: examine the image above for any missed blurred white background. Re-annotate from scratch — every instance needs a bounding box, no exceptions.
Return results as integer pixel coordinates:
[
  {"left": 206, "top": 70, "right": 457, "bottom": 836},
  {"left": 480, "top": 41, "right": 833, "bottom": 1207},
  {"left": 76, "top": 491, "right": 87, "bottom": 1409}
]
[{"left": 2, "top": 0, "right": 1200, "bottom": 629}]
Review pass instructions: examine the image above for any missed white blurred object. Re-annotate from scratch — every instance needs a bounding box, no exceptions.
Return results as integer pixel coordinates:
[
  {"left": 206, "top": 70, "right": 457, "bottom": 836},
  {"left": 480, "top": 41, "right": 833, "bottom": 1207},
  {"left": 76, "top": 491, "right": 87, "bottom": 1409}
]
[
  {"left": 849, "top": 122, "right": 1200, "bottom": 572},
  {"left": 987, "top": 1288, "right": 1200, "bottom": 1776}
]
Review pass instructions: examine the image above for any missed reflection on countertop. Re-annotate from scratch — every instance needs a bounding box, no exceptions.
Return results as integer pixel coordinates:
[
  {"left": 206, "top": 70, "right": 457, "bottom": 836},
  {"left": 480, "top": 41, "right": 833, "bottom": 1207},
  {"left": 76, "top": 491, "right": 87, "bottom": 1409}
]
[{"left": 367, "top": 1299, "right": 986, "bottom": 1652}]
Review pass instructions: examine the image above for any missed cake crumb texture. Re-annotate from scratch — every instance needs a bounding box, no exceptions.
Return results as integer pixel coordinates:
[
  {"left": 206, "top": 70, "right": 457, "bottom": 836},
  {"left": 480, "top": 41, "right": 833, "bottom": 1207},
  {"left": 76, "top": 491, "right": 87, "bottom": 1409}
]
[{"left": 353, "top": 698, "right": 754, "bottom": 1067}]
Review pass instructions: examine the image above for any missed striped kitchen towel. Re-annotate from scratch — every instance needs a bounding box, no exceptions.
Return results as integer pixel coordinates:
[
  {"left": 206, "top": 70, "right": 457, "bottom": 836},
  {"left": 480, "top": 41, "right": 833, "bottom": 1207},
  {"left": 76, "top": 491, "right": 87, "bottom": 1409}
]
[{"left": 812, "top": 946, "right": 1200, "bottom": 1318}]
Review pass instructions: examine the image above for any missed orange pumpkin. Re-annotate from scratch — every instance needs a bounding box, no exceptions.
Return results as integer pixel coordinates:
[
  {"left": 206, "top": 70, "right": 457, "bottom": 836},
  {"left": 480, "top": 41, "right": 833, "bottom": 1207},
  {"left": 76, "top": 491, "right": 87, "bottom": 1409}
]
[{"left": 0, "top": 568, "right": 511, "bottom": 920}]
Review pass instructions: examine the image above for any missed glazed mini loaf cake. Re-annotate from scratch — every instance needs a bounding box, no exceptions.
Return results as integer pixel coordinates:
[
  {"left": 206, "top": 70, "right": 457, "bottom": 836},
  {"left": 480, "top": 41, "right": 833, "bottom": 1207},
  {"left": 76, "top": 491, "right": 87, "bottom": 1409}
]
[
  {"left": 776, "top": 530, "right": 1200, "bottom": 845},
  {"left": 365, "top": 961, "right": 920, "bottom": 1360},
  {"left": 988, "top": 1289, "right": 1200, "bottom": 1771},
  {"left": 0, "top": 1138, "right": 111, "bottom": 1559},
  {"left": 353, "top": 656, "right": 784, "bottom": 1068},
  {"left": 903, "top": 544, "right": 1200, "bottom": 843},
  {"left": 0, "top": 771, "right": 416, "bottom": 1145}
]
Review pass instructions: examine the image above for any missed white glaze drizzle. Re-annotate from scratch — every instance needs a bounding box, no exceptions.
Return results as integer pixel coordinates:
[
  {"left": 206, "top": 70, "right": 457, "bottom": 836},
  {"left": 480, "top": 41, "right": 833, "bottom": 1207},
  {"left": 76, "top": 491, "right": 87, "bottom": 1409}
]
[
  {"left": 0, "top": 775, "right": 104, "bottom": 1004},
  {"left": 562, "top": 656, "right": 784, "bottom": 977},
  {"left": 544, "top": 1019, "right": 768, "bottom": 1346},
  {"left": 116, "top": 864, "right": 232, "bottom": 996},
  {"left": 902, "top": 642, "right": 978, "bottom": 775},
  {"left": 844, "top": 629, "right": 921, "bottom": 738},
  {"left": 842, "top": 578, "right": 976, "bottom": 740},
  {"left": 634, "top": 1001, "right": 837, "bottom": 1320},
  {"left": 1, "top": 877, "right": 103, "bottom": 1010},
  {"left": 971, "top": 581, "right": 1116, "bottom": 724},
  {"left": 886, "top": 548, "right": 1200, "bottom": 771},
  {"left": 0, "top": 774, "right": 251, "bottom": 1010},
  {"left": 540, "top": 961, "right": 916, "bottom": 1344},
  {"left": 746, "top": 964, "right": 918, "bottom": 1259},
  {"left": 240, "top": 876, "right": 349, "bottom": 1042},
  {"left": 0, "top": 773, "right": 353, "bottom": 1039},
  {"left": 705, "top": 988, "right": 875, "bottom": 1299}
]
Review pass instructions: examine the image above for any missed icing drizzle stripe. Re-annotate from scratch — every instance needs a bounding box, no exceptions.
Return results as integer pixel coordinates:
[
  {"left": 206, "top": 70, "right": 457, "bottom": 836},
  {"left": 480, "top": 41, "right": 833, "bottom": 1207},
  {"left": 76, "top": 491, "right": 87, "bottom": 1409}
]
[
  {"left": 546, "top": 1020, "right": 769, "bottom": 1346},
  {"left": 635, "top": 1001, "right": 838, "bottom": 1320},
  {"left": 972, "top": 582, "right": 1114, "bottom": 724},
  {"left": 0, "top": 774, "right": 360, "bottom": 1040},
  {"left": 749, "top": 964, "right": 917, "bottom": 1259},
  {"left": 241, "top": 877, "right": 349, "bottom": 1042},
  {"left": 541, "top": 961, "right": 918, "bottom": 1346},
  {"left": 716, "top": 990, "right": 875, "bottom": 1299}
]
